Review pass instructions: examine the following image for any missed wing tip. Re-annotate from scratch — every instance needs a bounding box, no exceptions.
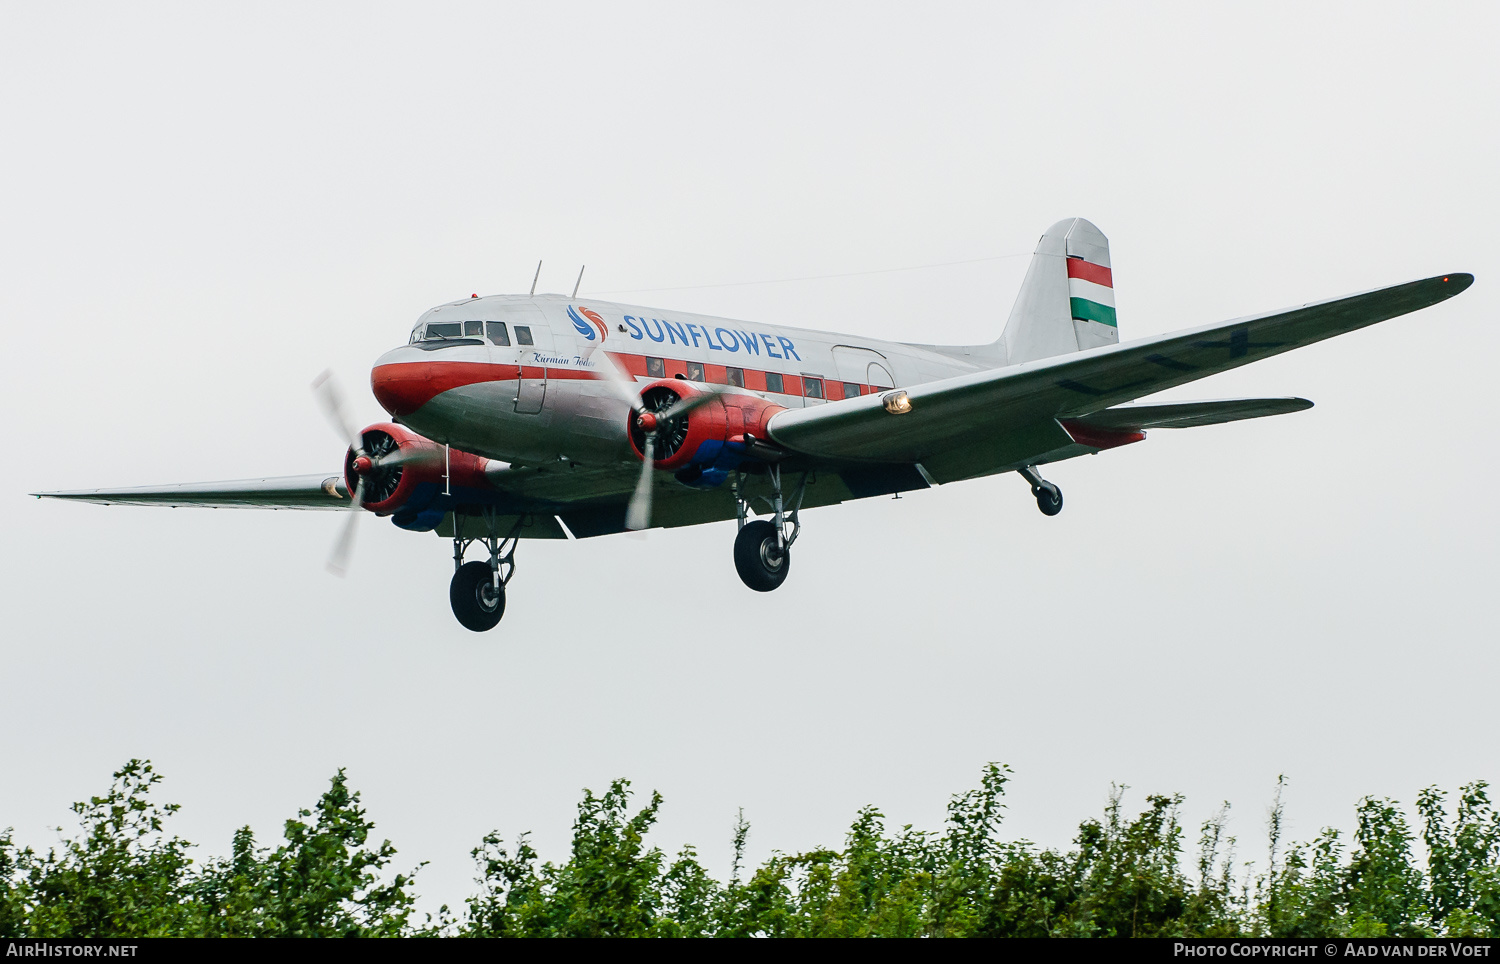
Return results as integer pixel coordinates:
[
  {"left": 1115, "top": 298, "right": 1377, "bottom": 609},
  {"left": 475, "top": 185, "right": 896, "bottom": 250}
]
[{"left": 1435, "top": 272, "right": 1474, "bottom": 296}]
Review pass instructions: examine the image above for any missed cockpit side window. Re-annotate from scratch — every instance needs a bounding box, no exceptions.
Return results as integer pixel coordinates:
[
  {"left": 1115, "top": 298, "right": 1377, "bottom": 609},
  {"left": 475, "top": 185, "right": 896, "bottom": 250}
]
[
  {"left": 463, "top": 320, "right": 483, "bottom": 337},
  {"left": 486, "top": 321, "right": 510, "bottom": 346},
  {"left": 514, "top": 326, "right": 535, "bottom": 346}
]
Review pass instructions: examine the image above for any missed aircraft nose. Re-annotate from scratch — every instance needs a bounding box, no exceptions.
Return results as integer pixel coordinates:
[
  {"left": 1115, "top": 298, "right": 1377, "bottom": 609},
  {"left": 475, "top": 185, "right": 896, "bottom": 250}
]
[{"left": 371, "top": 359, "right": 437, "bottom": 417}]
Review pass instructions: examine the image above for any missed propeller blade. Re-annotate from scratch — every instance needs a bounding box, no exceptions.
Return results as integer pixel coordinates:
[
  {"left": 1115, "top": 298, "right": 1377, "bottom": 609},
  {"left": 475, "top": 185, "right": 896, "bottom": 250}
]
[
  {"left": 584, "top": 347, "right": 647, "bottom": 411},
  {"left": 624, "top": 434, "right": 655, "bottom": 531},
  {"left": 312, "top": 370, "right": 365, "bottom": 457},
  {"left": 372, "top": 445, "right": 439, "bottom": 469},
  {"left": 326, "top": 475, "right": 364, "bottom": 577},
  {"left": 656, "top": 386, "right": 724, "bottom": 423}
]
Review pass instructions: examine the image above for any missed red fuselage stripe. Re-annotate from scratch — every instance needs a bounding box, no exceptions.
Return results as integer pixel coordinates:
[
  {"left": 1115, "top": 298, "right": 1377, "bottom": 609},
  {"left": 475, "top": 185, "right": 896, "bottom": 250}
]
[
  {"left": 372, "top": 356, "right": 884, "bottom": 416},
  {"left": 371, "top": 361, "right": 519, "bottom": 416}
]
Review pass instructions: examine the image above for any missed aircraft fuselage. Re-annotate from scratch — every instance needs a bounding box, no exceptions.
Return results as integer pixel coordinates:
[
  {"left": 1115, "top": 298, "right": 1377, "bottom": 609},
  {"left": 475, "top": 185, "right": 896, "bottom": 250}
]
[{"left": 372, "top": 293, "right": 984, "bottom": 468}]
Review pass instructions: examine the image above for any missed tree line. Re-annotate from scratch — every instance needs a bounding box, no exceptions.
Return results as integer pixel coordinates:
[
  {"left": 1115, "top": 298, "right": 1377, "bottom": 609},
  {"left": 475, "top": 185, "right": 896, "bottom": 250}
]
[{"left": 2, "top": 761, "right": 1496, "bottom": 937}]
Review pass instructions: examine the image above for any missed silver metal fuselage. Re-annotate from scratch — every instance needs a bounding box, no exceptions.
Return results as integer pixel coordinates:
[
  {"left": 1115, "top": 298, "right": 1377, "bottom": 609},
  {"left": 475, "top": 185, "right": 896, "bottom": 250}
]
[{"left": 375, "top": 293, "right": 985, "bottom": 468}]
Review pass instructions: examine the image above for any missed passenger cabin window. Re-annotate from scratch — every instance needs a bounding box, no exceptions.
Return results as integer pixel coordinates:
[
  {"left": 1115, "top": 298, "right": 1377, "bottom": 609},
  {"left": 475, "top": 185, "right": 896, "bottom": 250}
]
[
  {"left": 486, "top": 321, "right": 510, "bottom": 346},
  {"left": 803, "top": 377, "right": 824, "bottom": 399},
  {"left": 843, "top": 382, "right": 861, "bottom": 398},
  {"left": 425, "top": 321, "right": 463, "bottom": 340},
  {"left": 687, "top": 361, "right": 705, "bottom": 382},
  {"left": 514, "top": 326, "right": 535, "bottom": 346},
  {"left": 646, "top": 357, "right": 666, "bottom": 378},
  {"left": 726, "top": 367, "right": 745, "bottom": 388},
  {"left": 463, "top": 320, "right": 483, "bottom": 337},
  {"left": 765, "top": 372, "right": 784, "bottom": 394}
]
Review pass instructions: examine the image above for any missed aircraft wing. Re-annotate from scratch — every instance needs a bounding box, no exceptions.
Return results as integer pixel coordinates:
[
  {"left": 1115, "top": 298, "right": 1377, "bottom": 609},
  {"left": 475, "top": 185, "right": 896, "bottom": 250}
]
[
  {"left": 32, "top": 474, "right": 351, "bottom": 509},
  {"left": 765, "top": 273, "right": 1471, "bottom": 475}
]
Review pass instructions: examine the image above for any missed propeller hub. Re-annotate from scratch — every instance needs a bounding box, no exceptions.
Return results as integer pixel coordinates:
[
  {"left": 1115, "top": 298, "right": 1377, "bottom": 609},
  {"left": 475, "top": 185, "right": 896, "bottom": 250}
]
[
  {"left": 352, "top": 455, "right": 373, "bottom": 474},
  {"left": 637, "top": 412, "right": 659, "bottom": 433}
]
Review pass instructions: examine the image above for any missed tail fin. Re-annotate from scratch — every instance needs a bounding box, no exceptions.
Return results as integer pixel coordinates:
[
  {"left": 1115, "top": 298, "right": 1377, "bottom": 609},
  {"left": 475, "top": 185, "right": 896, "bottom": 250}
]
[{"left": 998, "top": 218, "right": 1117, "bottom": 365}]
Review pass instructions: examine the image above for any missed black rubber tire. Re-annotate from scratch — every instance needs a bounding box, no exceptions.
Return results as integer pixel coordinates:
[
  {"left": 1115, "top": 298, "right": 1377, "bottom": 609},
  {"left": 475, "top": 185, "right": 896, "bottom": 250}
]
[
  {"left": 450, "top": 560, "right": 505, "bottom": 632},
  {"left": 734, "top": 519, "right": 791, "bottom": 592},
  {"left": 1034, "top": 485, "right": 1063, "bottom": 517}
]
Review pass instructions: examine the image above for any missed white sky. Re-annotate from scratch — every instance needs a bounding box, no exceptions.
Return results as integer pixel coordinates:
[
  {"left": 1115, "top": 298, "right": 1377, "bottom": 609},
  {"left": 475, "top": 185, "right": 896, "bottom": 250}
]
[{"left": 3, "top": 2, "right": 1496, "bottom": 912}]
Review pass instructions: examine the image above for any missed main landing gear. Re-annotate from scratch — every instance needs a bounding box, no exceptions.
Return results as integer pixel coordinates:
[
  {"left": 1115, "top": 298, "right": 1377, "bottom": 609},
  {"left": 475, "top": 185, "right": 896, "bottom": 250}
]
[
  {"left": 1018, "top": 465, "right": 1063, "bottom": 516},
  {"left": 731, "top": 464, "right": 806, "bottom": 592},
  {"left": 450, "top": 509, "right": 520, "bottom": 632}
]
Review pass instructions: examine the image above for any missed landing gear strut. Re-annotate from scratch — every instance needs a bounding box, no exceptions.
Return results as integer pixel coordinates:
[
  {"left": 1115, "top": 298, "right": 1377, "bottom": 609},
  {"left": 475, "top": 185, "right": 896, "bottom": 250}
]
[
  {"left": 450, "top": 509, "right": 520, "bottom": 632},
  {"left": 731, "top": 465, "right": 806, "bottom": 592},
  {"left": 1018, "top": 465, "right": 1063, "bottom": 517}
]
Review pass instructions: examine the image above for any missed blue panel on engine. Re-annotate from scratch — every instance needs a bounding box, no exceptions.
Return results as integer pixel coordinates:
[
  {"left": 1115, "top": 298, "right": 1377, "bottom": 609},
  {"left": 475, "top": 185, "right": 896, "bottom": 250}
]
[
  {"left": 392, "top": 504, "right": 447, "bottom": 531},
  {"left": 687, "top": 438, "right": 725, "bottom": 466},
  {"left": 388, "top": 481, "right": 527, "bottom": 531},
  {"left": 673, "top": 436, "right": 756, "bottom": 489}
]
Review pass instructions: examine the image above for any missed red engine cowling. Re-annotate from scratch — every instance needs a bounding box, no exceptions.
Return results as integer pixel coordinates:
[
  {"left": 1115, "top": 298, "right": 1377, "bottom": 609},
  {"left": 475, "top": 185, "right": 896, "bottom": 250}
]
[
  {"left": 625, "top": 380, "right": 787, "bottom": 471},
  {"left": 343, "top": 421, "right": 492, "bottom": 515}
]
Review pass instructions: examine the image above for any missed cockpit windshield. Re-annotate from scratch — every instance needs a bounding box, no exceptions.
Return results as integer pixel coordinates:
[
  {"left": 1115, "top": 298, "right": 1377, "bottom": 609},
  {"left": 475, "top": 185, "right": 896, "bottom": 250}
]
[{"left": 409, "top": 319, "right": 515, "bottom": 347}]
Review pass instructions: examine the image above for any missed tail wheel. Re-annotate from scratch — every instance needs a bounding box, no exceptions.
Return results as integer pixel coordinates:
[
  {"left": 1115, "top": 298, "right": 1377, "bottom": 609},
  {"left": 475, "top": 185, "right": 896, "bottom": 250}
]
[
  {"left": 1033, "top": 484, "right": 1063, "bottom": 516},
  {"left": 734, "top": 520, "right": 790, "bottom": 592},
  {"left": 450, "top": 560, "right": 505, "bottom": 631}
]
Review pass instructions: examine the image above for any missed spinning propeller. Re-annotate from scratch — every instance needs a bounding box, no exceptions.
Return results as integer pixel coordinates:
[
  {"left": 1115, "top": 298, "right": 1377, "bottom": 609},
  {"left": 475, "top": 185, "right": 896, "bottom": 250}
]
[
  {"left": 312, "top": 370, "right": 436, "bottom": 575},
  {"left": 583, "top": 348, "right": 724, "bottom": 531}
]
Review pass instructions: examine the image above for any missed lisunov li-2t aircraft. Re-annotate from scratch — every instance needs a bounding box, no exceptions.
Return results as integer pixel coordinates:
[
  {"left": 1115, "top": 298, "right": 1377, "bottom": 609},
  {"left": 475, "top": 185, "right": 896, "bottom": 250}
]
[{"left": 35, "top": 220, "right": 1473, "bottom": 631}]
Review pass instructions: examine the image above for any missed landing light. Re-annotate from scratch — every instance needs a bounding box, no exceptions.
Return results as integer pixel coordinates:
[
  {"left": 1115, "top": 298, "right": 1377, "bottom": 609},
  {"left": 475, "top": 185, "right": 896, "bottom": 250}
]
[{"left": 883, "top": 391, "right": 912, "bottom": 415}]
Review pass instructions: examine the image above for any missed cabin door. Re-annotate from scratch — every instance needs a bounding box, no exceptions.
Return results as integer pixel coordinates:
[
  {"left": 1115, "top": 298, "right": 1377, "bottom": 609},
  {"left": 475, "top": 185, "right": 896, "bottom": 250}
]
[
  {"left": 832, "top": 345, "right": 894, "bottom": 393},
  {"left": 511, "top": 306, "right": 551, "bottom": 415}
]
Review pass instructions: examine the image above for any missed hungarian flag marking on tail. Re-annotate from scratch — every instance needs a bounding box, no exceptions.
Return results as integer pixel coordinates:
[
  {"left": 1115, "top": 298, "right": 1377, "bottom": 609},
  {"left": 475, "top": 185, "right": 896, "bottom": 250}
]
[{"left": 1066, "top": 257, "right": 1116, "bottom": 328}]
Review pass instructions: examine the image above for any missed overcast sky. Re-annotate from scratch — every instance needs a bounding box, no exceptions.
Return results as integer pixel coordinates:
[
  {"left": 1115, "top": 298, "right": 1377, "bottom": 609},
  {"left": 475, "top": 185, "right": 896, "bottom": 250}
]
[{"left": 3, "top": 2, "right": 1496, "bottom": 913}]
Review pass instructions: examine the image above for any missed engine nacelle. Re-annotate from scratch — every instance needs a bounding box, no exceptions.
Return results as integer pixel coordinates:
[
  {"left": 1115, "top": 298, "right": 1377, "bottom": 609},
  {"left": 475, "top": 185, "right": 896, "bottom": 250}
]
[
  {"left": 344, "top": 422, "right": 494, "bottom": 527},
  {"left": 625, "top": 380, "right": 787, "bottom": 487}
]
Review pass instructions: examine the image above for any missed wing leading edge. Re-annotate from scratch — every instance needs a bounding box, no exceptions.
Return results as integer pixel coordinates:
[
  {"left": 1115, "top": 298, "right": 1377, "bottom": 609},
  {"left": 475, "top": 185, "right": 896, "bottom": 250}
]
[
  {"left": 32, "top": 474, "right": 351, "bottom": 509},
  {"left": 765, "top": 273, "right": 1471, "bottom": 471}
]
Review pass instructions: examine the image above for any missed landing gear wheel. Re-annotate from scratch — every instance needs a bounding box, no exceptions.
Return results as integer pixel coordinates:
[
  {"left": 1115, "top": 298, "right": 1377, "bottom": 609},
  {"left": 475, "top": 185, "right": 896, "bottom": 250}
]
[
  {"left": 450, "top": 560, "right": 505, "bottom": 631},
  {"left": 1033, "top": 484, "right": 1063, "bottom": 517},
  {"left": 734, "top": 519, "right": 791, "bottom": 592}
]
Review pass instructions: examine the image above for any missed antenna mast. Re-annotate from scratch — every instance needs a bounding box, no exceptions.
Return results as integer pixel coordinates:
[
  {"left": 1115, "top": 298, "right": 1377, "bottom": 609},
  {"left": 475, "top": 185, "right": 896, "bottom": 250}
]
[
  {"left": 529, "top": 260, "right": 542, "bottom": 297},
  {"left": 572, "top": 265, "right": 586, "bottom": 299}
]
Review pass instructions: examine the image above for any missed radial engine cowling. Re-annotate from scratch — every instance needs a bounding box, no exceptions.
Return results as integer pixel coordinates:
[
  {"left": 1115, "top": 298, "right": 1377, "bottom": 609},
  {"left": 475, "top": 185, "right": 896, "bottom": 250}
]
[
  {"left": 625, "top": 380, "right": 787, "bottom": 487},
  {"left": 343, "top": 421, "right": 492, "bottom": 520}
]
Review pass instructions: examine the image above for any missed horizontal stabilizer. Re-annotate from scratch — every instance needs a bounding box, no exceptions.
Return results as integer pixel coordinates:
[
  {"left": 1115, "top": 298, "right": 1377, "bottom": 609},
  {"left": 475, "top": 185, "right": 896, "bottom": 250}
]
[{"left": 1071, "top": 397, "right": 1313, "bottom": 432}]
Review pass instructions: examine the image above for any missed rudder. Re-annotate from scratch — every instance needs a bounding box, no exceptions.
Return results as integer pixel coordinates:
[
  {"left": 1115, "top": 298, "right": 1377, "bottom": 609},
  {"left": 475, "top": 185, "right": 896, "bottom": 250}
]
[{"left": 998, "top": 218, "right": 1117, "bottom": 365}]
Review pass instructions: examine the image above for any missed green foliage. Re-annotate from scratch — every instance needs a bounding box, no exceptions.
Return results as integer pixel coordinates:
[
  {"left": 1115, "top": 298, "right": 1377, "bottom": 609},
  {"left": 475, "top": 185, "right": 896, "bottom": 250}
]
[
  {"left": 186, "top": 770, "right": 419, "bottom": 936},
  {"left": 1419, "top": 782, "right": 1500, "bottom": 936},
  {"left": 0, "top": 762, "right": 416, "bottom": 938},
  {"left": 5, "top": 761, "right": 195, "bottom": 937},
  {"left": 466, "top": 779, "right": 677, "bottom": 937},
  {"left": 3, "top": 761, "right": 1498, "bottom": 938}
]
